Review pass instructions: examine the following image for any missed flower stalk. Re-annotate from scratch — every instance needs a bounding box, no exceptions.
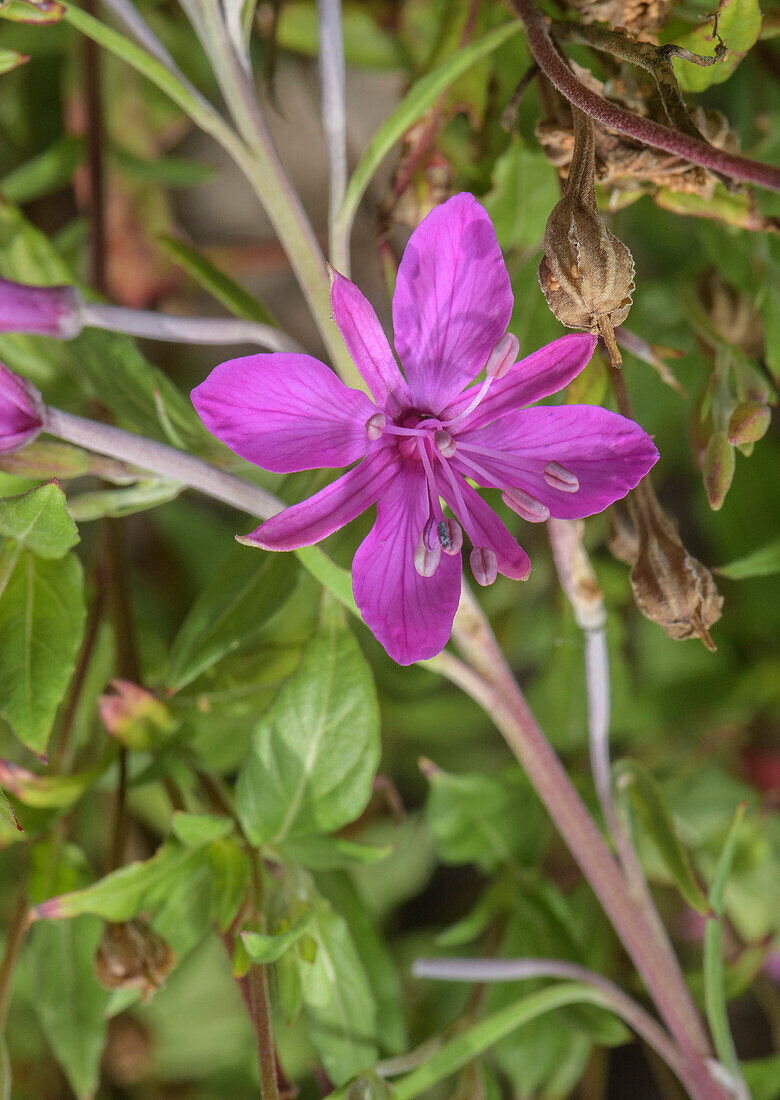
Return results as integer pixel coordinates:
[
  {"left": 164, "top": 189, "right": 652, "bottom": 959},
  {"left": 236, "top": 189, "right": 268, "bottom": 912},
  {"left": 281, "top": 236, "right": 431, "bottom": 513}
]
[{"left": 509, "top": 0, "right": 780, "bottom": 193}]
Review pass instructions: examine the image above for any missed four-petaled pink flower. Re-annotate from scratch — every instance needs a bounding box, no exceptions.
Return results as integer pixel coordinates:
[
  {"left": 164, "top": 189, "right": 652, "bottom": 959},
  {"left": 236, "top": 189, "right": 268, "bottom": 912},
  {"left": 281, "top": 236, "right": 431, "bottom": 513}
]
[{"left": 192, "top": 194, "right": 658, "bottom": 665}]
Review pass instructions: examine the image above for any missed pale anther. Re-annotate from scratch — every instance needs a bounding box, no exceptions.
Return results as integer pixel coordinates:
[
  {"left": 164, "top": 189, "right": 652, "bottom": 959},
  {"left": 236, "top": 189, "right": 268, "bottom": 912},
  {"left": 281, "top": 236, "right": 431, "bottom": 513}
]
[
  {"left": 502, "top": 487, "right": 550, "bottom": 523},
  {"left": 485, "top": 332, "right": 520, "bottom": 380},
  {"left": 365, "top": 412, "right": 386, "bottom": 441},
  {"left": 543, "top": 461, "right": 579, "bottom": 493},
  {"left": 415, "top": 530, "right": 441, "bottom": 577},
  {"left": 434, "top": 429, "right": 456, "bottom": 457},
  {"left": 437, "top": 518, "right": 463, "bottom": 556},
  {"left": 470, "top": 547, "right": 498, "bottom": 586}
]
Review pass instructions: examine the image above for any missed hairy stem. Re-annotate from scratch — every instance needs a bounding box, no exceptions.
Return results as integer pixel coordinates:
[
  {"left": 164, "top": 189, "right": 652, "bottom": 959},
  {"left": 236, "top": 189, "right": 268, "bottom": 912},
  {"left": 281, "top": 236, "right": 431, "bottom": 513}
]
[
  {"left": 42, "top": 408, "right": 283, "bottom": 520},
  {"left": 509, "top": 0, "right": 780, "bottom": 193},
  {"left": 79, "top": 301, "right": 305, "bottom": 353},
  {"left": 445, "top": 592, "right": 721, "bottom": 1099}
]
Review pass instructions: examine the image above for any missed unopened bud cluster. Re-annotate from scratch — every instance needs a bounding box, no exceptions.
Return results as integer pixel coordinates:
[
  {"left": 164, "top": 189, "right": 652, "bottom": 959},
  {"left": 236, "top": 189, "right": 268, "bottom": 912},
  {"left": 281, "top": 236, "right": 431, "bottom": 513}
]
[
  {"left": 538, "top": 108, "right": 634, "bottom": 360},
  {"left": 693, "top": 282, "right": 775, "bottom": 510}
]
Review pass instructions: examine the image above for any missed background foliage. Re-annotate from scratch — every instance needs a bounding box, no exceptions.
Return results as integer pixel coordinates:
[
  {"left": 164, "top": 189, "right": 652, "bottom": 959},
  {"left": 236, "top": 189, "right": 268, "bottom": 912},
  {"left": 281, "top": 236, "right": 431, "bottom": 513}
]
[{"left": 0, "top": 0, "right": 778, "bottom": 1097}]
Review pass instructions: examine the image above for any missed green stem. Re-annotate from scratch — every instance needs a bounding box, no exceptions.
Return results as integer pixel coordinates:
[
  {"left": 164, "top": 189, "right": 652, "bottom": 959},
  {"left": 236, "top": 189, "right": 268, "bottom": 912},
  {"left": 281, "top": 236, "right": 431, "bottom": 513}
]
[
  {"left": 60, "top": 3, "right": 357, "bottom": 387},
  {"left": 0, "top": 891, "right": 28, "bottom": 1033}
]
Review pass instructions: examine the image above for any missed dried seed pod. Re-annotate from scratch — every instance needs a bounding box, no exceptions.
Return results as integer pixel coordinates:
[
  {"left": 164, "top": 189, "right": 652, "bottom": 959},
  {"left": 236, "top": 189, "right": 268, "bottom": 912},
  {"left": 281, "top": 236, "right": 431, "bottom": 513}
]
[
  {"left": 95, "top": 919, "right": 175, "bottom": 1003},
  {"left": 615, "top": 480, "right": 723, "bottom": 650},
  {"left": 538, "top": 108, "right": 635, "bottom": 365}
]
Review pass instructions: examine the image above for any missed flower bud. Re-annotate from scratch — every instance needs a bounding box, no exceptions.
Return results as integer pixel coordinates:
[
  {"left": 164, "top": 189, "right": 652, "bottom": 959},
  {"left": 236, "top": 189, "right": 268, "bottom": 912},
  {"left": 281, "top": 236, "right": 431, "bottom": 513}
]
[
  {"left": 703, "top": 430, "right": 735, "bottom": 511},
  {"left": 0, "top": 362, "right": 44, "bottom": 453},
  {"left": 619, "top": 481, "right": 723, "bottom": 650},
  {"left": 538, "top": 109, "right": 634, "bottom": 345},
  {"left": 727, "top": 402, "right": 771, "bottom": 446},
  {"left": 95, "top": 919, "right": 175, "bottom": 1004},
  {"left": 98, "top": 679, "right": 176, "bottom": 750},
  {"left": 0, "top": 277, "right": 82, "bottom": 338}
]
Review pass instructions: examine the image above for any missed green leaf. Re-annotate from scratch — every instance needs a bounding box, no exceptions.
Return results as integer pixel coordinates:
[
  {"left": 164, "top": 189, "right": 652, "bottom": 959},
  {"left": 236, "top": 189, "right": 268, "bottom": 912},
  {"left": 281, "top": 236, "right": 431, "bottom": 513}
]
[
  {"left": 296, "top": 895, "right": 378, "bottom": 1086},
  {"left": 241, "top": 910, "right": 316, "bottom": 963},
  {"left": 704, "top": 805, "right": 748, "bottom": 1088},
  {"left": 0, "top": 787, "right": 20, "bottom": 832},
  {"left": 30, "top": 917, "right": 109, "bottom": 1099},
  {"left": 0, "top": 753, "right": 111, "bottom": 808},
  {"left": 743, "top": 1053, "right": 780, "bottom": 1100},
  {"left": 0, "top": 548, "right": 85, "bottom": 755},
  {"left": 483, "top": 140, "right": 559, "bottom": 251},
  {"left": 669, "top": 0, "right": 762, "bottom": 92},
  {"left": 171, "top": 811, "right": 234, "bottom": 847},
  {"left": 423, "top": 763, "right": 545, "bottom": 872},
  {"left": 330, "top": 983, "right": 631, "bottom": 1100},
  {"left": 111, "top": 147, "right": 217, "bottom": 187},
  {"left": 277, "top": 835, "right": 393, "bottom": 870},
  {"left": 236, "top": 601, "right": 380, "bottom": 845},
  {"left": 66, "top": 479, "right": 182, "bottom": 521},
  {"left": 159, "top": 234, "right": 278, "bottom": 326},
  {"left": 207, "top": 837, "right": 249, "bottom": 932},
  {"left": 0, "top": 135, "right": 85, "bottom": 205},
  {"left": 167, "top": 545, "right": 298, "bottom": 691},
  {"left": 0, "top": 482, "right": 79, "bottom": 558},
  {"left": 336, "top": 20, "right": 521, "bottom": 236},
  {"left": 0, "top": 46, "right": 27, "bottom": 74},
  {"left": 276, "top": 1, "right": 408, "bottom": 69},
  {"left": 614, "top": 760, "right": 711, "bottom": 915},
  {"left": 30, "top": 838, "right": 212, "bottom": 922},
  {"left": 717, "top": 533, "right": 780, "bottom": 579},
  {"left": 0, "top": 0, "right": 64, "bottom": 23}
]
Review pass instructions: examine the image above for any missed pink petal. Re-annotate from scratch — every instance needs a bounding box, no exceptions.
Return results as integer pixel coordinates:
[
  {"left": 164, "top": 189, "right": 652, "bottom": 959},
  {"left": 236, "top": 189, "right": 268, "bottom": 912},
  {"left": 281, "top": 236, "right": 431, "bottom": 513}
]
[
  {"left": 455, "top": 405, "right": 659, "bottom": 519},
  {"left": 443, "top": 333, "right": 596, "bottom": 430},
  {"left": 437, "top": 470, "right": 531, "bottom": 581},
  {"left": 352, "top": 465, "right": 461, "bottom": 665},
  {"left": 241, "top": 448, "right": 399, "bottom": 551},
  {"left": 392, "top": 193, "right": 513, "bottom": 410},
  {"left": 329, "top": 269, "right": 411, "bottom": 414},
  {"left": 192, "top": 352, "right": 378, "bottom": 473}
]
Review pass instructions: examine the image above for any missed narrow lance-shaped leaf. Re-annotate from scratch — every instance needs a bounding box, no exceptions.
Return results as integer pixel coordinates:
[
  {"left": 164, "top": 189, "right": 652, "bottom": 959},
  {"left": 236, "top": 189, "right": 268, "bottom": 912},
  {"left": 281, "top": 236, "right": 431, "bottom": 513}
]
[
  {"left": 167, "top": 545, "right": 298, "bottom": 691},
  {"left": 614, "top": 760, "right": 711, "bottom": 915},
  {"left": 716, "top": 534, "right": 780, "bottom": 580},
  {"left": 159, "top": 235, "right": 278, "bottom": 326},
  {"left": 241, "top": 910, "right": 316, "bottom": 964},
  {"left": 0, "top": 753, "right": 113, "bottom": 808}
]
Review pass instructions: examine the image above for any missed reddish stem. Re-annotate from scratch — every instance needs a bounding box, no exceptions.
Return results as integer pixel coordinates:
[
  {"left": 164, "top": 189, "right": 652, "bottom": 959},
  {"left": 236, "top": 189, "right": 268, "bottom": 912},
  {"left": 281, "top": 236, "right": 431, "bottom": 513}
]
[{"left": 510, "top": 0, "right": 780, "bottom": 193}]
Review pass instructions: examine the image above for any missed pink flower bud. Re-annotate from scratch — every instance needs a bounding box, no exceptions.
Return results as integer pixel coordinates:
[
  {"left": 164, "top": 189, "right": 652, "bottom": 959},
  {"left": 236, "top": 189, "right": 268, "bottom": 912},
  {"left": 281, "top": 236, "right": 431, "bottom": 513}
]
[
  {"left": 703, "top": 431, "right": 735, "bottom": 511},
  {"left": 98, "top": 679, "right": 175, "bottom": 750},
  {"left": 0, "top": 277, "right": 82, "bottom": 338},
  {"left": 0, "top": 362, "right": 44, "bottom": 453},
  {"left": 727, "top": 402, "right": 771, "bottom": 446}
]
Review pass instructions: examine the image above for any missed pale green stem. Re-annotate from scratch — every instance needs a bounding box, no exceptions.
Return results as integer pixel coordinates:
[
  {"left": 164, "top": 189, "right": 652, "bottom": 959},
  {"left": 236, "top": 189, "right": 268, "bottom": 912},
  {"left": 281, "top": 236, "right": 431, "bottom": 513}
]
[{"left": 61, "top": 2, "right": 359, "bottom": 388}]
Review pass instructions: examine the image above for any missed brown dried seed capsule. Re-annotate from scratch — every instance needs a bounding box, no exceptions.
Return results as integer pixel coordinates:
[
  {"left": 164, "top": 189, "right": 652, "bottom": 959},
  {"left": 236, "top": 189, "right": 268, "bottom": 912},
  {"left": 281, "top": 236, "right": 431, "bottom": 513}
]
[
  {"left": 538, "top": 108, "right": 635, "bottom": 346},
  {"left": 614, "top": 480, "right": 723, "bottom": 650},
  {"left": 95, "top": 919, "right": 175, "bottom": 1004}
]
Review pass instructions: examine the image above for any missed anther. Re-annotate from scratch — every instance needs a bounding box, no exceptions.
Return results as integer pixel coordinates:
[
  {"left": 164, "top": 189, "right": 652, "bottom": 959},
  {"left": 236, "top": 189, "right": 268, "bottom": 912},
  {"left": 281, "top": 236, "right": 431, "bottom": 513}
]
[
  {"left": 485, "top": 332, "right": 520, "bottom": 380},
  {"left": 365, "top": 413, "right": 386, "bottom": 441},
  {"left": 470, "top": 547, "right": 498, "bottom": 586},
  {"left": 543, "top": 461, "right": 579, "bottom": 493},
  {"left": 434, "top": 428, "right": 456, "bottom": 457},
  {"left": 415, "top": 531, "right": 441, "bottom": 577},
  {"left": 501, "top": 487, "right": 550, "bottom": 523},
  {"left": 437, "top": 518, "right": 463, "bottom": 555}
]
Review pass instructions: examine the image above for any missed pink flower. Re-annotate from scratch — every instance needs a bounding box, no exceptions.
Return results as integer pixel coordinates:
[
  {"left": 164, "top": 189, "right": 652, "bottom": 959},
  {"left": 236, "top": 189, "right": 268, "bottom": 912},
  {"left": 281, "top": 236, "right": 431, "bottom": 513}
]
[
  {"left": 0, "top": 277, "right": 81, "bottom": 338},
  {"left": 0, "top": 361, "right": 44, "bottom": 453},
  {"left": 192, "top": 194, "right": 658, "bottom": 665}
]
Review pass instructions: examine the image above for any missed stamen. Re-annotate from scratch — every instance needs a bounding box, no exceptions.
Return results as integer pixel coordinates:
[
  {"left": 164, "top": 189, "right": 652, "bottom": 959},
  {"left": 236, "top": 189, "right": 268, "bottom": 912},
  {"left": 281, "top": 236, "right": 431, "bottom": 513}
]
[
  {"left": 434, "top": 428, "right": 456, "bottom": 457},
  {"left": 435, "top": 453, "right": 474, "bottom": 535},
  {"left": 543, "top": 461, "right": 580, "bottom": 493},
  {"left": 470, "top": 547, "right": 498, "bottom": 587},
  {"left": 437, "top": 518, "right": 463, "bottom": 555},
  {"left": 454, "top": 450, "right": 500, "bottom": 488},
  {"left": 502, "top": 487, "right": 550, "bottom": 523},
  {"left": 485, "top": 332, "right": 520, "bottom": 380},
  {"left": 443, "top": 377, "right": 492, "bottom": 429},
  {"left": 366, "top": 412, "right": 386, "bottom": 441},
  {"left": 414, "top": 532, "right": 441, "bottom": 577}
]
